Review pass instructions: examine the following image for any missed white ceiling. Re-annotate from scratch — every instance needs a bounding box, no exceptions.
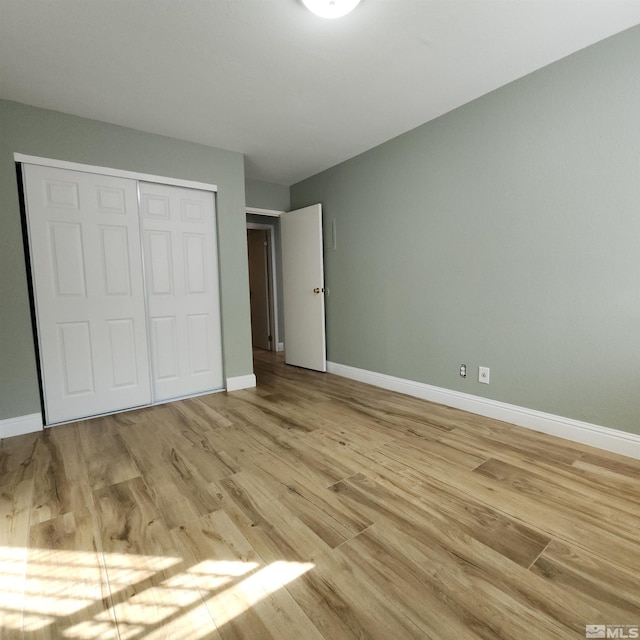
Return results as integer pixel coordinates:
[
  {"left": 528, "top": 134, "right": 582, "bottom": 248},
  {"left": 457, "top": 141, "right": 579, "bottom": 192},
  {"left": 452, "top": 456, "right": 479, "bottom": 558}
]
[{"left": 2, "top": 1, "right": 640, "bottom": 186}]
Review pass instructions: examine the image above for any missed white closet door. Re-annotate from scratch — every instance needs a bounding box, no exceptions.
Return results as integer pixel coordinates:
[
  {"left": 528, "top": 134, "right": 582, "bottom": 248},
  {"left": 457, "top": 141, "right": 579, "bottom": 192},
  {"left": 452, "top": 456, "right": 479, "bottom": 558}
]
[
  {"left": 139, "top": 182, "right": 223, "bottom": 402},
  {"left": 23, "top": 165, "right": 152, "bottom": 424}
]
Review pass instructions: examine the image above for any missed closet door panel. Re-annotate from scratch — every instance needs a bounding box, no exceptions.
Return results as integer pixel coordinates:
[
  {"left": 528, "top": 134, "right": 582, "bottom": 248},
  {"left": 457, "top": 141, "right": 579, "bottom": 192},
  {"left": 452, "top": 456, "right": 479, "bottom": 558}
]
[
  {"left": 139, "top": 182, "right": 223, "bottom": 401},
  {"left": 23, "top": 165, "right": 152, "bottom": 424},
  {"left": 151, "top": 316, "right": 179, "bottom": 380}
]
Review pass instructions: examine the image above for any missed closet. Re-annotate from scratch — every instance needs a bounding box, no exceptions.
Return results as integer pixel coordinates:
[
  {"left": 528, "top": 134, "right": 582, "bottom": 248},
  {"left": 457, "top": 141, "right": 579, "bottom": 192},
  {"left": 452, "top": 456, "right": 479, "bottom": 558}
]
[{"left": 22, "top": 163, "right": 223, "bottom": 425}]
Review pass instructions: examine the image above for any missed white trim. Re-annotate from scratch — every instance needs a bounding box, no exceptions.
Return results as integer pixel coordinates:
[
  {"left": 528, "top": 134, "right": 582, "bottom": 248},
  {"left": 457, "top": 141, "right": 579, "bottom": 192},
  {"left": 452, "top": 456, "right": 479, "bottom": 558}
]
[
  {"left": 226, "top": 374, "right": 257, "bottom": 392},
  {"left": 277, "top": 342, "right": 285, "bottom": 352},
  {"left": 246, "top": 206, "right": 284, "bottom": 217},
  {"left": 0, "top": 413, "right": 43, "bottom": 439},
  {"left": 14, "top": 154, "right": 217, "bottom": 192},
  {"left": 327, "top": 361, "right": 640, "bottom": 460}
]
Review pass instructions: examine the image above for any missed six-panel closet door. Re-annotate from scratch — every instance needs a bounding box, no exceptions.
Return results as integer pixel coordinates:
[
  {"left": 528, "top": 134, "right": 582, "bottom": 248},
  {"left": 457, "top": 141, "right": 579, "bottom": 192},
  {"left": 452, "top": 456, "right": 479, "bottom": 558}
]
[
  {"left": 139, "top": 182, "right": 223, "bottom": 402},
  {"left": 23, "top": 164, "right": 152, "bottom": 424},
  {"left": 23, "top": 164, "right": 224, "bottom": 425}
]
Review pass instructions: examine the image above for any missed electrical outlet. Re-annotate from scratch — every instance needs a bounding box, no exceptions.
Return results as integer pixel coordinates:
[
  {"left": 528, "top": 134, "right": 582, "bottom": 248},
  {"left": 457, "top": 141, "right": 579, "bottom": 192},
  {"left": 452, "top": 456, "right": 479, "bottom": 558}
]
[
  {"left": 479, "top": 366, "right": 490, "bottom": 384},
  {"left": 459, "top": 364, "right": 467, "bottom": 378}
]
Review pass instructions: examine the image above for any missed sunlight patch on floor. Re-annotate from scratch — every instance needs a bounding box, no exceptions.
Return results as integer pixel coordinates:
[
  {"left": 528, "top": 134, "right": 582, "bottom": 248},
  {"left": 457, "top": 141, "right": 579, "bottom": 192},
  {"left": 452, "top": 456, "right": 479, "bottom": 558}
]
[
  {"left": 0, "top": 545, "right": 314, "bottom": 639},
  {"left": 199, "top": 560, "right": 315, "bottom": 630}
]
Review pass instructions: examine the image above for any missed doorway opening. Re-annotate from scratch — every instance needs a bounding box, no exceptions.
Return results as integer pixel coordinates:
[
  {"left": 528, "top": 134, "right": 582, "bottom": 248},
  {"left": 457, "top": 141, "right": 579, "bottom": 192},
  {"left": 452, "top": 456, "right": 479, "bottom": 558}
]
[{"left": 246, "top": 223, "right": 279, "bottom": 351}]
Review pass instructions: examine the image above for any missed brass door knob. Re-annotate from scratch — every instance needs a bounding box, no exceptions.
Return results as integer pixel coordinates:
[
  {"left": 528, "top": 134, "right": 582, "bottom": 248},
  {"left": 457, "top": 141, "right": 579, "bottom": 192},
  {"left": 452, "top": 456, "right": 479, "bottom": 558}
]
[{"left": 313, "top": 287, "right": 325, "bottom": 294}]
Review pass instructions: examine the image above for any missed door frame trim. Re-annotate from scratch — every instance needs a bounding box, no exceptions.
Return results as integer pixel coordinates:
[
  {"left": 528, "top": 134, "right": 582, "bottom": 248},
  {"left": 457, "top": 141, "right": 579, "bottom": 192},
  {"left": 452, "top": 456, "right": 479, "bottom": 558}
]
[
  {"left": 246, "top": 206, "right": 283, "bottom": 217},
  {"left": 14, "top": 154, "right": 218, "bottom": 192},
  {"left": 247, "top": 222, "right": 280, "bottom": 351}
]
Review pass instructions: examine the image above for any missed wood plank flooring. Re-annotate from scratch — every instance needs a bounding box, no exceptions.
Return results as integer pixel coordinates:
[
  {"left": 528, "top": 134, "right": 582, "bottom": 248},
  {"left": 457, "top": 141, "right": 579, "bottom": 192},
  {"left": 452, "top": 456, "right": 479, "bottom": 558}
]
[{"left": 1, "top": 349, "right": 639, "bottom": 639}]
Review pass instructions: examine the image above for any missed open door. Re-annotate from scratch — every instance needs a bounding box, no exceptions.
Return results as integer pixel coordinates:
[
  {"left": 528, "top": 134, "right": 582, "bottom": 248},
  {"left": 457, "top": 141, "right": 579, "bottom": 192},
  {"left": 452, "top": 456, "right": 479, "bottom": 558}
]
[{"left": 280, "top": 204, "right": 326, "bottom": 372}]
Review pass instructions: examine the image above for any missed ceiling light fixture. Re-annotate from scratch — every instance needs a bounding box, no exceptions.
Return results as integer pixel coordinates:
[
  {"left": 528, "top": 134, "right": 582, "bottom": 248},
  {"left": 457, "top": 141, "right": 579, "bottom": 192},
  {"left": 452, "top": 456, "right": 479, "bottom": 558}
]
[{"left": 302, "top": 0, "right": 361, "bottom": 19}]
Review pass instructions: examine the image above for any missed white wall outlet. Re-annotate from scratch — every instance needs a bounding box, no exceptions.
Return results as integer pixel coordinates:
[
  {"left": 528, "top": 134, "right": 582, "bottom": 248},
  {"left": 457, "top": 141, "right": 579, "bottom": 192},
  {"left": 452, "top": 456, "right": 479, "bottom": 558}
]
[{"left": 479, "top": 366, "right": 490, "bottom": 384}]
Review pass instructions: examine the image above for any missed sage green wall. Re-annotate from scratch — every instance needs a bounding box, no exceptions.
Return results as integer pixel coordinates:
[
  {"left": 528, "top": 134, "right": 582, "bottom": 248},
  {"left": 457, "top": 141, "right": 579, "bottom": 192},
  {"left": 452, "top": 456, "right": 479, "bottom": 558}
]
[
  {"left": 245, "top": 179, "right": 290, "bottom": 212},
  {"left": 0, "top": 99, "right": 253, "bottom": 421},
  {"left": 291, "top": 26, "right": 640, "bottom": 436}
]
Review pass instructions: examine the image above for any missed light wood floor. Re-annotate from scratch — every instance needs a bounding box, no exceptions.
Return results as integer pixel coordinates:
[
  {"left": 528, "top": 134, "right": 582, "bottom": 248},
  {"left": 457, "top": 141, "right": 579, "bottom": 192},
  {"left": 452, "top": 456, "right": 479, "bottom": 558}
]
[{"left": 1, "top": 350, "right": 639, "bottom": 639}]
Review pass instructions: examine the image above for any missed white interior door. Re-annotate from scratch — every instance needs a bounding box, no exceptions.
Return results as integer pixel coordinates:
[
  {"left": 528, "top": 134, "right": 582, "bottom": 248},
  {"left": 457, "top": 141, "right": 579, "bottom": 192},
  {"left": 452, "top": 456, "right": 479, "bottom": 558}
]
[
  {"left": 23, "top": 164, "right": 152, "bottom": 424},
  {"left": 281, "top": 204, "right": 326, "bottom": 371},
  {"left": 139, "top": 182, "right": 223, "bottom": 402}
]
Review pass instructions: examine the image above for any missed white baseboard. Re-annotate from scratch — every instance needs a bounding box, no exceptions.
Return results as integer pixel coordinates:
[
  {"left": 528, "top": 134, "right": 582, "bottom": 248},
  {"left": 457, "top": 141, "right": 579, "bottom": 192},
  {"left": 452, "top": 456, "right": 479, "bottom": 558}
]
[
  {"left": 276, "top": 342, "right": 285, "bottom": 352},
  {"left": 226, "top": 374, "right": 257, "bottom": 392},
  {"left": 0, "top": 413, "right": 43, "bottom": 439},
  {"left": 327, "top": 361, "right": 640, "bottom": 460}
]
